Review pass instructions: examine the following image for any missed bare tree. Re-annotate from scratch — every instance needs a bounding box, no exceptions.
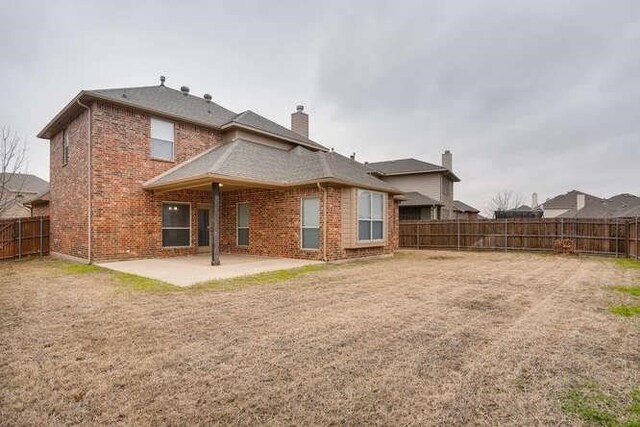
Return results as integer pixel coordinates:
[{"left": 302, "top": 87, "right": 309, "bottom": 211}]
[
  {"left": 0, "top": 127, "right": 28, "bottom": 215},
  {"left": 485, "top": 190, "right": 525, "bottom": 217}
]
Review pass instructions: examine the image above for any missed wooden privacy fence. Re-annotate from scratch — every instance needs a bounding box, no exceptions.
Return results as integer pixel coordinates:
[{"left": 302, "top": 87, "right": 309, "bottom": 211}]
[
  {"left": 400, "top": 218, "right": 640, "bottom": 258},
  {"left": 0, "top": 216, "right": 50, "bottom": 260}
]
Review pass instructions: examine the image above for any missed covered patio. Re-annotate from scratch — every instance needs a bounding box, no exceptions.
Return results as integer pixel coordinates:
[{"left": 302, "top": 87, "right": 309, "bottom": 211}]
[{"left": 98, "top": 253, "right": 322, "bottom": 287}]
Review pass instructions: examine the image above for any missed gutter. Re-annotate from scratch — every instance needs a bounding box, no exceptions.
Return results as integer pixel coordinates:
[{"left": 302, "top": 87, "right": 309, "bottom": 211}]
[
  {"left": 77, "top": 99, "right": 92, "bottom": 264},
  {"left": 317, "top": 182, "right": 328, "bottom": 262}
]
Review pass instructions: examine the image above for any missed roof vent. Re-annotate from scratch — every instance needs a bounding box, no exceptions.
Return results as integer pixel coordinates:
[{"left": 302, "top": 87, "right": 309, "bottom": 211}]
[
  {"left": 160, "top": 75, "right": 166, "bottom": 86},
  {"left": 180, "top": 86, "right": 190, "bottom": 96},
  {"left": 203, "top": 93, "right": 212, "bottom": 103},
  {"left": 296, "top": 105, "right": 304, "bottom": 112}
]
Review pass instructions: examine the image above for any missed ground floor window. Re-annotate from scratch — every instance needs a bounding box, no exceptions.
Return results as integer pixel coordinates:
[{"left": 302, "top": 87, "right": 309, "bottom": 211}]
[
  {"left": 358, "top": 190, "right": 384, "bottom": 241},
  {"left": 301, "top": 197, "right": 320, "bottom": 249},
  {"left": 162, "top": 202, "right": 190, "bottom": 247},
  {"left": 237, "top": 203, "right": 249, "bottom": 246}
]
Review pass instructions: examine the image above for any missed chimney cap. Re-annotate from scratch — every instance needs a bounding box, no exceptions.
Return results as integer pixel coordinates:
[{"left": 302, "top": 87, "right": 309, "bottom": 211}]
[
  {"left": 296, "top": 105, "right": 304, "bottom": 112},
  {"left": 203, "top": 93, "right": 212, "bottom": 102},
  {"left": 160, "top": 75, "right": 166, "bottom": 86},
  {"left": 180, "top": 86, "right": 190, "bottom": 95}
]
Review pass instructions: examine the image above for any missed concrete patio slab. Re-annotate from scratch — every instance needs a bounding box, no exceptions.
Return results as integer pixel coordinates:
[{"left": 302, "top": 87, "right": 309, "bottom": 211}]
[{"left": 98, "top": 254, "right": 323, "bottom": 287}]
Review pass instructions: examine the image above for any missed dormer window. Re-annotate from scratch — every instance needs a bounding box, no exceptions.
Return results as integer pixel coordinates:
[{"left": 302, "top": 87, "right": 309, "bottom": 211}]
[{"left": 151, "top": 118, "right": 174, "bottom": 161}]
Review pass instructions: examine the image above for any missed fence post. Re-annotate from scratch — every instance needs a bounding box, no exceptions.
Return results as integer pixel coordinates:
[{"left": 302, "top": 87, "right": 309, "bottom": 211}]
[
  {"left": 457, "top": 218, "right": 460, "bottom": 251},
  {"left": 40, "top": 216, "right": 44, "bottom": 257},
  {"left": 17, "top": 218, "right": 22, "bottom": 259},
  {"left": 635, "top": 217, "right": 640, "bottom": 261},
  {"left": 615, "top": 218, "right": 619, "bottom": 258},
  {"left": 560, "top": 218, "right": 564, "bottom": 240},
  {"left": 504, "top": 218, "right": 508, "bottom": 252},
  {"left": 416, "top": 222, "right": 419, "bottom": 249}
]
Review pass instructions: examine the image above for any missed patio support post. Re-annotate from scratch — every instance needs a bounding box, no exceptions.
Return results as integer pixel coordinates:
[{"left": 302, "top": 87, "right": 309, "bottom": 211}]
[{"left": 211, "top": 182, "right": 220, "bottom": 266}]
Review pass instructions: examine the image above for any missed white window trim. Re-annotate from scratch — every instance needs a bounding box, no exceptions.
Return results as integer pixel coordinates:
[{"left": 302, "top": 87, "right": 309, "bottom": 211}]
[
  {"left": 236, "top": 202, "right": 249, "bottom": 247},
  {"left": 357, "top": 189, "right": 386, "bottom": 243},
  {"left": 161, "top": 201, "right": 191, "bottom": 248},
  {"left": 150, "top": 117, "right": 176, "bottom": 162},
  {"left": 300, "top": 196, "right": 320, "bottom": 251}
]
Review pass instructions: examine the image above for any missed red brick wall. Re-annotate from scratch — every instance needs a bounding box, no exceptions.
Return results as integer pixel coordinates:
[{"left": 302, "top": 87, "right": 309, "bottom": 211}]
[
  {"left": 49, "top": 109, "right": 90, "bottom": 259},
  {"left": 89, "top": 102, "right": 223, "bottom": 261}
]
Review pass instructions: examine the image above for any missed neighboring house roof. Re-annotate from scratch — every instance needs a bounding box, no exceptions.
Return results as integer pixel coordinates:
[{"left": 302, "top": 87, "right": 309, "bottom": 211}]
[
  {"left": 542, "top": 190, "right": 602, "bottom": 210},
  {"left": 24, "top": 190, "right": 50, "bottom": 206},
  {"left": 617, "top": 205, "right": 640, "bottom": 218},
  {"left": 37, "top": 84, "right": 327, "bottom": 151},
  {"left": 400, "top": 192, "right": 443, "bottom": 207},
  {"left": 0, "top": 173, "right": 49, "bottom": 194},
  {"left": 453, "top": 200, "right": 479, "bottom": 213},
  {"left": 144, "top": 140, "right": 402, "bottom": 194},
  {"left": 367, "top": 158, "right": 460, "bottom": 182},
  {"left": 509, "top": 205, "right": 537, "bottom": 212},
  {"left": 607, "top": 193, "right": 640, "bottom": 209}
]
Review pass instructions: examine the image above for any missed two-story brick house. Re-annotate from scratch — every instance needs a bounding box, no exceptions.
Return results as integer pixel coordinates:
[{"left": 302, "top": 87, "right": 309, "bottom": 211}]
[{"left": 37, "top": 80, "right": 402, "bottom": 264}]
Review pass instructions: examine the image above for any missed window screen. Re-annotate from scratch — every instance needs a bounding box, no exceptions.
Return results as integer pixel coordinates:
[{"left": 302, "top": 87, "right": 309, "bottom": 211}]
[
  {"left": 162, "top": 203, "right": 190, "bottom": 247},
  {"left": 301, "top": 197, "right": 320, "bottom": 249},
  {"left": 151, "top": 118, "right": 174, "bottom": 161},
  {"left": 237, "top": 203, "right": 249, "bottom": 246}
]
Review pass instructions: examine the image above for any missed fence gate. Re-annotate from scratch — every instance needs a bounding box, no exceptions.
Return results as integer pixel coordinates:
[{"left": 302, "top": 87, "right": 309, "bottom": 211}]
[{"left": 0, "top": 216, "right": 50, "bottom": 260}]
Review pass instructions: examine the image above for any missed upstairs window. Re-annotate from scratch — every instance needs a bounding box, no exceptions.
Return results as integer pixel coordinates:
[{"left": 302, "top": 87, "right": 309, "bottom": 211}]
[
  {"left": 358, "top": 190, "right": 384, "bottom": 241},
  {"left": 62, "top": 129, "right": 69, "bottom": 166},
  {"left": 301, "top": 197, "right": 320, "bottom": 249},
  {"left": 151, "top": 118, "right": 174, "bottom": 161}
]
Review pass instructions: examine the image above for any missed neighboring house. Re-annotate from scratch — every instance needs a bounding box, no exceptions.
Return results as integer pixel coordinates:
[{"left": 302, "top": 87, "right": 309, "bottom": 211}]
[
  {"left": 542, "top": 190, "right": 640, "bottom": 219},
  {"left": 0, "top": 173, "right": 49, "bottom": 219},
  {"left": 24, "top": 191, "right": 51, "bottom": 217},
  {"left": 367, "top": 151, "right": 461, "bottom": 220},
  {"left": 453, "top": 200, "right": 480, "bottom": 220},
  {"left": 37, "top": 80, "right": 403, "bottom": 263},
  {"left": 494, "top": 205, "right": 543, "bottom": 219}
]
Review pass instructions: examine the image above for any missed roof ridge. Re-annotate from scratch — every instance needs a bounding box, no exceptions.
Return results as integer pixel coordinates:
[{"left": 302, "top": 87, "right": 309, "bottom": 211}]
[
  {"left": 319, "top": 152, "right": 333, "bottom": 178},
  {"left": 209, "top": 140, "right": 241, "bottom": 173}
]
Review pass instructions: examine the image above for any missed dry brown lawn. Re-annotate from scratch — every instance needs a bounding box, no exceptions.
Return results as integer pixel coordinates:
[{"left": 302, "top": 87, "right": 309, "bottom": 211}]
[{"left": 1, "top": 251, "right": 639, "bottom": 425}]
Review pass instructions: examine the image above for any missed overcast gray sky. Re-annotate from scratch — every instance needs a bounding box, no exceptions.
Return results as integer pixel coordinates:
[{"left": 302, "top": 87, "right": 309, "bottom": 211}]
[{"left": 1, "top": 0, "right": 639, "bottom": 211}]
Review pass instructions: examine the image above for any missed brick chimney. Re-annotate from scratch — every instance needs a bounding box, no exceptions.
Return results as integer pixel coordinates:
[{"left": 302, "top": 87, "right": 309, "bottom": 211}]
[
  {"left": 291, "top": 105, "right": 309, "bottom": 138},
  {"left": 442, "top": 150, "right": 452, "bottom": 171}
]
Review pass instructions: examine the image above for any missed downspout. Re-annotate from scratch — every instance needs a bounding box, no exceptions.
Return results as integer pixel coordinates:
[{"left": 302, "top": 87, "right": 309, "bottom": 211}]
[
  {"left": 316, "top": 182, "right": 328, "bottom": 262},
  {"left": 77, "top": 100, "right": 92, "bottom": 264}
]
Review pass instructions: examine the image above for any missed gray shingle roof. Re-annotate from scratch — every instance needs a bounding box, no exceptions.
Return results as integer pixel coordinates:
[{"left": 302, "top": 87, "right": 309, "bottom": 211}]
[
  {"left": 42, "top": 85, "right": 327, "bottom": 151},
  {"left": 226, "top": 110, "right": 326, "bottom": 151},
  {"left": 400, "top": 192, "right": 443, "bottom": 207},
  {"left": 144, "top": 140, "right": 401, "bottom": 193},
  {"left": 367, "top": 158, "right": 460, "bottom": 182},
  {"left": 91, "top": 85, "right": 238, "bottom": 127},
  {"left": 1, "top": 173, "right": 49, "bottom": 194},
  {"left": 453, "top": 200, "right": 479, "bottom": 213},
  {"left": 542, "top": 190, "right": 603, "bottom": 210}
]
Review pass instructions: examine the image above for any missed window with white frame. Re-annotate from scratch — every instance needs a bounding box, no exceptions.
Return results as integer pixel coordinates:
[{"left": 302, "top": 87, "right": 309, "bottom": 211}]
[
  {"left": 301, "top": 197, "right": 320, "bottom": 249},
  {"left": 237, "top": 203, "right": 249, "bottom": 246},
  {"left": 151, "top": 118, "right": 174, "bottom": 161},
  {"left": 358, "top": 190, "right": 384, "bottom": 241},
  {"left": 62, "top": 129, "right": 69, "bottom": 166},
  {"left": 162, "top": 203, "right": 190, "bottom": 247}
]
